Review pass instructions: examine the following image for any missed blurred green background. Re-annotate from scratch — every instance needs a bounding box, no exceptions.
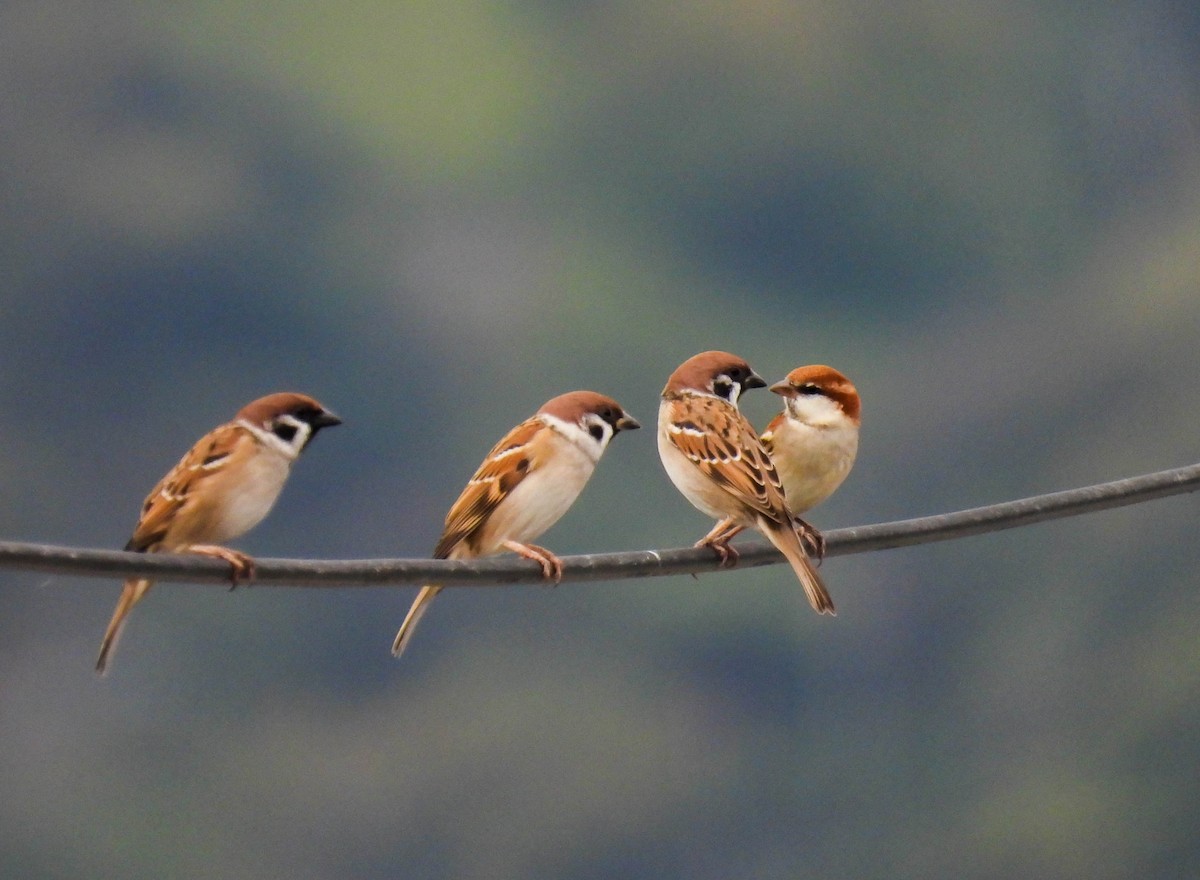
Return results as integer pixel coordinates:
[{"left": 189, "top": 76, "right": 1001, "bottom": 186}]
[{"left": 3, "top": 1, "right": 1200, "bottom": 877}]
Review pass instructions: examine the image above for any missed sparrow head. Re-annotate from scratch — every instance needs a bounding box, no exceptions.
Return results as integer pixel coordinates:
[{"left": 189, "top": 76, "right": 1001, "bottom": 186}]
[
  {"left": 662, "top": 350, "right": 766, "bottom": 406},
  {"left": 770, "top": 365, "right": 861, "bottom": 425},
  {"left": 236, "top": 392, "right": 342, "bottom": 457},
  {"left": 539, "top": 390, "right": 640, "bottom": 453}
]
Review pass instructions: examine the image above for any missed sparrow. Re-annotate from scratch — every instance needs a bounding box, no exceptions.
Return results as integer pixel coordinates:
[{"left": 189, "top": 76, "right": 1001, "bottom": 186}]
[
  {"left": 657, "top": 351, "right": 835, "bottom": 614},
  {"left": 711, "top": 364, "right": 861, "bottom": 560},
  {"left": 392, "top": 390, "right": 639, "bottom": 658},
  {"left": 95, "top": 392, "right": 341, "bottom": 674},
  {"left": 764, "top": 364, "right": 860, "bottom": 532}
]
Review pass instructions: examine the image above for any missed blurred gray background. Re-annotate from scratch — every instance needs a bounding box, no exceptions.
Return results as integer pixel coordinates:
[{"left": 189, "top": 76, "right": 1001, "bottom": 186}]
[{"left": 3, "top": 1, "right": 1199, "bottom": 877}]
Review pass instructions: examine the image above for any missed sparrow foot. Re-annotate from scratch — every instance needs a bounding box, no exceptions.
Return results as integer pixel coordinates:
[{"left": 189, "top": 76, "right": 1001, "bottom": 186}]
[
  {"left": 188, "top": 544, "right": 256, "bottom": 590},
  {"left": 695, "top": 518, "right": 745, "bottom": 568},
  {"left": 793, "top": 518, "right": 826, "bottom": 563},
  {"left": 503, "top": 540, "right": 564, "bottom": 584},
  {"left": 696, "top": 536, "right": 740, "bottom": 568}
]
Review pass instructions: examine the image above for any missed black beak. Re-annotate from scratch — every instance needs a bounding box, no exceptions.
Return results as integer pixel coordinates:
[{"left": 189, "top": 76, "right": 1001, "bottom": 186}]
[
  {"left": 311, "top": 411, "right": 343, "bottom": 430},
  {"left": 744, "top": 372, "right": 768, "bottom": 390},
  {"left": 616, "top": 413, "right": 641, "bottom": 432}
]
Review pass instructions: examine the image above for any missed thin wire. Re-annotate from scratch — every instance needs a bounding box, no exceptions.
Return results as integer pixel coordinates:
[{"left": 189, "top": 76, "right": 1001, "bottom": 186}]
[{"left": 2, "top": 462, "right": 1198, "bottom": 588}]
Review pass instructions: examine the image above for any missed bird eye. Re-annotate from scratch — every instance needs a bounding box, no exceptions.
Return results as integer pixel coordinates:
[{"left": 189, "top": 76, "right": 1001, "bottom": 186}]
[
  {"left": 273, "top": 422, "right": 298, "bottom": 442},
  {"left": 799, "top": 384, "right": 824, "bottom": 396}
]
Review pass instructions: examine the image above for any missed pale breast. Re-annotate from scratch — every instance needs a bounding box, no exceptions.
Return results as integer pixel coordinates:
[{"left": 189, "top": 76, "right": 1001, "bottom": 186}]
[
  {"left": 188, "top": 445, "right": 293, "bottom": 545},
  {"left": 472, "top": 432, "right": 598, "bottom": 554},
  {"left": 770, "top": 419, "right": 858, "bottom": 513}
]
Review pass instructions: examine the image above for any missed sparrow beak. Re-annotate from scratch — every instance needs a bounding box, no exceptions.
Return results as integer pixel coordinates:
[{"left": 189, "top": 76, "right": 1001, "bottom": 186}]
[
  {"left": 744, "top": 372, "right": 768, "bottom": 390},
  {"left": 312, "top": 411, "right": 343, "bottom": 430},
  {"left": 769, "top": 379, "right": 796, "bottom": 398},
  {"left": 616, "top": 413, "right": 641, "bottom": 432}
]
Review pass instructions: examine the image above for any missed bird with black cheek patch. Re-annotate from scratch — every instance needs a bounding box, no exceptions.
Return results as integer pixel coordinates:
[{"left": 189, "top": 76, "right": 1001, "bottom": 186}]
[
  {"left": 96, "top": 392, "right": 341, "bottom": 674},
  {"left": 392, "top": 390, "right": 640, "bottom": 658},
  {"left": 658, "top": 351, "right": 836, "bottom": 614}
]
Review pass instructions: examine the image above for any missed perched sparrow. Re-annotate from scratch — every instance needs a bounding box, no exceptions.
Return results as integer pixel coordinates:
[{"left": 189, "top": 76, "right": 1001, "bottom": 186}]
[
  {"left": 657, "top": 351, "right": 835, "bottom": 614},
  {"left": 712, "top": 365, "right": 861, "bottom": 559},
  {"left": 763, "top": 364, "right": 860, "bottom": 515},
  {"left": 392, "top": 391, "right": 639, "bottom": 658},
  {"left": 95, "top": 392, "right": 341, "bottom": 674}
]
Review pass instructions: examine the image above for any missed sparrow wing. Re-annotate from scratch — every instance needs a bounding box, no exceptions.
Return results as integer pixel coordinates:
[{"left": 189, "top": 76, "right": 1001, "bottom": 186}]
[
  {"left": 126, "top": 423, "right": 252, "bottom": 552},
  {"left": 433, "top": 417, "right": 546, "bottom": 558},
  {"left": 663, "top": 397, "right": 791, "bottom": 528},
  {"left": 759, "top": 411, "right": 786, "bottom": 454}
]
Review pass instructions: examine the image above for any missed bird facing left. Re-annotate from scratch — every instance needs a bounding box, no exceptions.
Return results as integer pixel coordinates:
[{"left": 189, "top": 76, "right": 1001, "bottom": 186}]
[{"left": 95, "top": 392, "right": 342, "bottom": 674}]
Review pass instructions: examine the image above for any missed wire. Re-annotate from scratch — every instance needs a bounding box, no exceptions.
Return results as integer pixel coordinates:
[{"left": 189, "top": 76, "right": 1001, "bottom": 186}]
[{"left": 2, "top": 462, "right": 1197, "bottom": 588}]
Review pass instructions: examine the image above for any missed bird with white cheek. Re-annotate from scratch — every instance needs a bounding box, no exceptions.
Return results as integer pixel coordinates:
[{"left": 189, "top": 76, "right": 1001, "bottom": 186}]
[
  {"left": 657, "top": 351, "right": 835, "bottom": 615},
  {"left": 711, "top": 364, "right": 860, "bottom": 560},
  {"left": 391, "top": 390, "right": 640, "bottom": 658},
  {"left": 96, "top": 392, "right": 342, "bottom": 674},
  {"left": 763, "top": 365, "right": 859, "bottom": 541}
]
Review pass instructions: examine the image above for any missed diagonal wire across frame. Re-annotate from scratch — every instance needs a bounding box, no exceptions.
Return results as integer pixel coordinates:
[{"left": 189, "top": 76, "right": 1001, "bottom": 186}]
[{"left": 2, "top": 462, "right": 1198, "bottom": 588}]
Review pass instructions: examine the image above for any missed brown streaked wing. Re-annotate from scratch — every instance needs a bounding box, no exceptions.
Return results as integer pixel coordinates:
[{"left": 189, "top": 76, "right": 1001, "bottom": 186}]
[
  {"left": 664, "top": 397, "right": 790, "bottom": 527},
  {"left": 125, "top": 423, "right": 250, "bottom": 552},
  {"left": 432, "top": 417, "right": 546, "bottom": 559}
]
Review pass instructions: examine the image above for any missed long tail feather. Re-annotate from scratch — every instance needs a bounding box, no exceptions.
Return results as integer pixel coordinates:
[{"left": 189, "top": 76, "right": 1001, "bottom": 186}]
[
  {"left": 760, "top": 521, "right": 836, "bottom": 615},
  {"left": 392, "top": 585, "right": 442, "bottom": 658},
  {"left": 95, "top": 578, "right": 153, "bottom": 674}
]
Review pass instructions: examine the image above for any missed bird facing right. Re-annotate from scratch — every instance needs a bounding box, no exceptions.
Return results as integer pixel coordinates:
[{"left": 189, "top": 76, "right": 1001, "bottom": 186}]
[
  {"left": 657, "top": 350, "right": 836, "bottom": 615},
  {"left": 96, "top": 392, "right": 342, "bottom": 674},
  {"left": 391, "top": 390, "right": 640, "bottom": 658}
]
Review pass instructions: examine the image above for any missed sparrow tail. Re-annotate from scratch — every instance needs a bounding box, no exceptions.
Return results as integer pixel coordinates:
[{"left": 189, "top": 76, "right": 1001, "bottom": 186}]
[
  {"left": 95, "top": 578, "right": 153, "bottom": 675},
  {"left": 392, "top": 585, "right": 442, "bottom": 658},
  {"left": 760, "top": 520, "right": 836, "bottom": 615}
]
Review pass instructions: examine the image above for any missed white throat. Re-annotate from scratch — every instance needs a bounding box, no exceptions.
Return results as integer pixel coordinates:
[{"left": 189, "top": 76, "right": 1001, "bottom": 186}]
[{"left": 786, "top": 394, "right": 846, "bottom": 428}]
